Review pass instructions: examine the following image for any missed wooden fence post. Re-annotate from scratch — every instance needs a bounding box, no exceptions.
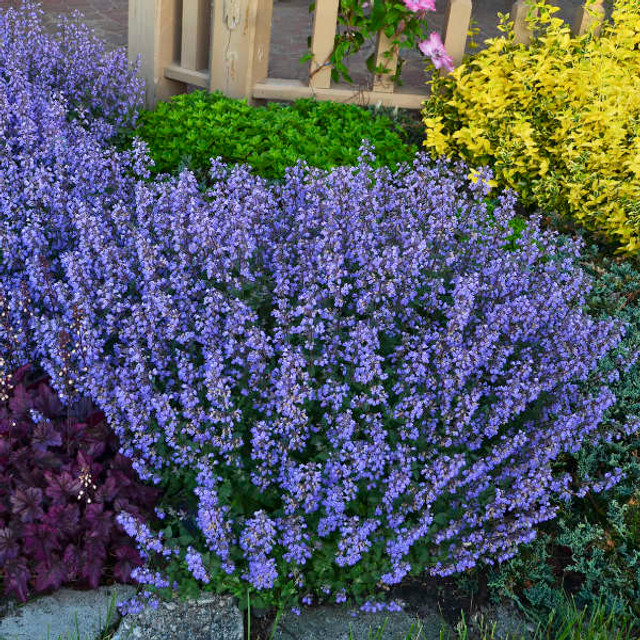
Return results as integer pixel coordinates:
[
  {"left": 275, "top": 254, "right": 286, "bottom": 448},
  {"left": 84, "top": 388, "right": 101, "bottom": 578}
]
[
  {"left": 573, "top": 0, "right": 605, "bottom": 37},
  {"left": 372, "top": 32, "right": 399, "bottom": 93},
  {"left": 209, "top": 0, "right": 273, "bottom": 102},
  {"left": 181, "top": 0, "right": 210, "bottom": 72},
  {"left": 443, "top": 0, "right": 472, "bottom": 69},
  {"left": 309, "top": 0, "right": 340, "bottom": 89},
  {"left": 128, "top": 0, "right": 184, "bottom": 108},
  {"left": 510, "top": 0, "right": 536, "bottom": 44}
]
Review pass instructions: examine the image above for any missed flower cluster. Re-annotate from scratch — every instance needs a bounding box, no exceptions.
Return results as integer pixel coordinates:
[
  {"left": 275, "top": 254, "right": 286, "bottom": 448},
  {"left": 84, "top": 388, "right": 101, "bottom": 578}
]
[
  {"left": 306, "top": 0, "right": 451, "bottom": 85},
  {"left": 0, "top": 1, "right": 632, "bottom": 609},
  {"left": 24, "top": 143, "right": 626, "bottom": 603}
]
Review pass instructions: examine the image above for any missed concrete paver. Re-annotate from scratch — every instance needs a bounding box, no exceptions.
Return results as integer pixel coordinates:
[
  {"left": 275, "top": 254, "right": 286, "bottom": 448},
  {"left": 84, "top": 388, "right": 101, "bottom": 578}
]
[{"left": 0, "top": 585, "right": 136, "bottom": 640}]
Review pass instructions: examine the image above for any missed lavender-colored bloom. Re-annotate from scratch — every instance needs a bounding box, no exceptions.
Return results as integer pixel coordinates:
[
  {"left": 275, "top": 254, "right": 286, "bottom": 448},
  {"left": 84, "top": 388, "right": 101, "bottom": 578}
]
[
  {"left": 0, "top": 3, "right": 631, "bottom": 605},
  {"left": 185, "top": 546, "right": 210, "bottom": 584}
]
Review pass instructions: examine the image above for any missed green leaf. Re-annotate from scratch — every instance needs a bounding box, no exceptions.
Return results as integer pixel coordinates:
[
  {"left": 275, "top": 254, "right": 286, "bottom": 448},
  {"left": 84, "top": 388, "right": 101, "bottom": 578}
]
[{"left": 365, "top": 52, "right": 376, "bottom": 74}]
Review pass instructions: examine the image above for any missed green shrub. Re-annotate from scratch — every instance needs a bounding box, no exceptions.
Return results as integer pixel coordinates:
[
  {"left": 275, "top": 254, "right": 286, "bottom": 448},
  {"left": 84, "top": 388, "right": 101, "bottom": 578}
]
[
  {"left": 484, "top": 246, "right": 640, "bottom": 634},
  {"left": 422, "top": 0, "right": 640, "bottom": 254},
  {"left": 135, "top": 91, "right": 417, "bottom": 181}
]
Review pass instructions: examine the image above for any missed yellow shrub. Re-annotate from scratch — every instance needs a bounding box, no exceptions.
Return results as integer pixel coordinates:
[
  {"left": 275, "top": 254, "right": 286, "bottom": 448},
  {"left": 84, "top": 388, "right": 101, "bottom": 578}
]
[{"left": 422, "top": 0, "right": 640, "bottom": 253}]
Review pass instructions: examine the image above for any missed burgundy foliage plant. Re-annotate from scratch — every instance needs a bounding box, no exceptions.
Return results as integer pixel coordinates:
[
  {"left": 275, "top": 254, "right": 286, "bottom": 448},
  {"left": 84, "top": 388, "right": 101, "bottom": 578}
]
[{"left": 0, "top": 365, "right": 159, "bottom": 602}]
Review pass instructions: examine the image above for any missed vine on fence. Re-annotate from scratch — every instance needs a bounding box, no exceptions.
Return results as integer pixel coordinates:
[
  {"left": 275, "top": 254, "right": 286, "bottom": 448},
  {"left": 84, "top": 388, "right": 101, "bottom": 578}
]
[{"left": 302, "top": 0, "right": 453, "bottom": 85}]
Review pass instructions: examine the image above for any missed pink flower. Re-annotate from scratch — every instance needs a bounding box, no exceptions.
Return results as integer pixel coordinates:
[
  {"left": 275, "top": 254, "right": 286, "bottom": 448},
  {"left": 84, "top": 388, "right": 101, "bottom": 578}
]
[
  {"left": 403, "top": 0, "right": 436, "bottom": 11},
  {"left": 418, "top": 32, "right": 454, "bottom": 73}
]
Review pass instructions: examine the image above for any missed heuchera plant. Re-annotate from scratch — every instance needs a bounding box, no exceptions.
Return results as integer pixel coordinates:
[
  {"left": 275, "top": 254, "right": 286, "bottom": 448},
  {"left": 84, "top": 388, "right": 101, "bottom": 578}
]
[
  {"left": 0, "top": 365, "right": 160, "bottom": 602},
  {"left": 23, "top": 145, "right": 630, "bottom": 609}
]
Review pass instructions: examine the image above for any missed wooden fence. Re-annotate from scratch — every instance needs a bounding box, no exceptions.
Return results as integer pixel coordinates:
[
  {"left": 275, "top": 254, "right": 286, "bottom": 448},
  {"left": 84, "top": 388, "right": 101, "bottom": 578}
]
[{"left": 128, "top": 0, "right": 605, "bottom": 109}]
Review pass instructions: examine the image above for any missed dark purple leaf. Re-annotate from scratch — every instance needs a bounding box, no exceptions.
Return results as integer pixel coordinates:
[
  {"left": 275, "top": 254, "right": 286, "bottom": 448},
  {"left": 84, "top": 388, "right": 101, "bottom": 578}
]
[
  {"left": 9, "top": 365, "right": 31, "bottom": 387},
  {"left": 108, "top": 468, "right": 132, "bottom": 490},
  {"left": 29, "top": 448, "right": 63, "bottom": 470},
  {"left": 31, "top": 420, "right": 62, "bottom": 453},
  {"left": 8, "top": 384, "right": 32, "bottom": 419},
  {"left": 80, "top": 541, "right": 106, "bottom": 588},
  {"left": 113, "top": 544, "right": 142, "bottom": 582},
  {"left": 3, "top": 556, "right": 29, "bottom": 602},
  {"left": 43, "top": 504, "right": 80, "bottom": 538},
  {"left": 62, "top": 543, "right": 80, "bottom": 581},
  {"left": 33, "top": 382, "right": 64, "bottom": 419},
  {"left": 23, "top": 523, "right": 61, "bottom": 561},
  {"left": 0, "top": 526, "right": 20, "bottom": 563},
  {"left": 10, "top": 487, "right": 43, "bottom": 523},
  {"left": 34, "top": 555, "right": 68, "bottom": 592},
  {"left": 44, "top": 470, "right": 81, "bottom": 504},
  {"left": 94, "top": 475, "right": 119, "bottom": 504},
  {"left": 59, "top": 421, "right": 88, "bottom": 452},
  {"left": 83, "top": 439, "right": 106, "bottom": 459},
  {"left": 84, "top": 503, "right": 114, "bottom": 541}
]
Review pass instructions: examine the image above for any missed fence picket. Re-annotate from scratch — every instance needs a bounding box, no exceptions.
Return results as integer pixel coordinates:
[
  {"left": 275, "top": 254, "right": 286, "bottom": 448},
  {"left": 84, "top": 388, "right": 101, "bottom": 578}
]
[
  {"left": 310, "top": 0, "right": 340, "bottom": 89},
  {"left": 443, "top": 0, "right": 472, "bottom": 68},
  {"left": 128, "top": 0, "right": 184, "bottom": 106},
  {"left": 209, "top": 0, "right": 273, "bottom": 101},
  {"left": 573, "top": 0, "right": 605, "bottom": 36},
  {"left": 372, "top": 31, "right": 399, "bottom": 93},
  {"left": 510, "top": 0, "right": 536, "bottom": 44},
  {"left": 181, "top": 0, "right": 209, "bottom": 71}
]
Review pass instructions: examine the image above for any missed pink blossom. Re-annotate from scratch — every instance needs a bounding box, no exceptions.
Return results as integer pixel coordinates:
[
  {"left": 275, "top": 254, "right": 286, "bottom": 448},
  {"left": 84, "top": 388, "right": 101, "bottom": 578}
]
[
  {"left": 403, "top": 0, "right": 436, "bottom": 12},
  {"left": 418, "top": 32, "right": 454, "bottom": 72}
]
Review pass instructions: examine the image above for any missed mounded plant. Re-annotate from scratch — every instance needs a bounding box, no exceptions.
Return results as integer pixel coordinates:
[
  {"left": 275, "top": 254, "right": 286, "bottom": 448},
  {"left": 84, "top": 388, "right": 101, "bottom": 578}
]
[
  {"left": 422, "top": 0, "right": 640, "bottom": 254},
  {"left": 484, "top": 248, "right": 640, "bottom": 632},
  {"left": 134, "top": 91, "right": 417, "bottom": 181},
  {"left": 19, "top": 146, "right": 633, "bottom": 610},
  {"left": 0, "top": 366, "right": 160, "bottom": 602}
]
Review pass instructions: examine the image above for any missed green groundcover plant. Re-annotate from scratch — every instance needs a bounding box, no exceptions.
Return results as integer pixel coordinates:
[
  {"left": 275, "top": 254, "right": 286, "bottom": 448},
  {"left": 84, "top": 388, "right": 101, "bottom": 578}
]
[{"left": 134, "top": 91, "right": 417, "bottom": 181}]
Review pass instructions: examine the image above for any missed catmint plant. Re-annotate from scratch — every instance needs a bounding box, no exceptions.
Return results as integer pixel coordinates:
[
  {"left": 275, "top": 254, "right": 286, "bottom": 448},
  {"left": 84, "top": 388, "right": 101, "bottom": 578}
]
[
  {"left": 0, "top": 0, "right": 633, "bottom": 612},
  {"left": 0, "top": 1, "right": 145, "bottom": 381},
  {"left": 33, "top": 149, "right": 628, "bottom": 607}
]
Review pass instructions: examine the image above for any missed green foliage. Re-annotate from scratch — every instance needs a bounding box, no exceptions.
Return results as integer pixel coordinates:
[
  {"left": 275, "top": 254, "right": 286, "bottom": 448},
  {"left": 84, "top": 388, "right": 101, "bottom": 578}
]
[
  {"left": 304, "top": 0, "right": 430, "bottom": 85},
  {"left": 366, "top": 104, "right": 425, "bottom": 149},
  {"left": 135, "top": 91, "right": 417, "bottom": 182},
  {"left": 483, "top": 246, "right": 640, "bottom": 634},
  {"left": 422, "top": 0, "right": 640, "bottom": 254}
]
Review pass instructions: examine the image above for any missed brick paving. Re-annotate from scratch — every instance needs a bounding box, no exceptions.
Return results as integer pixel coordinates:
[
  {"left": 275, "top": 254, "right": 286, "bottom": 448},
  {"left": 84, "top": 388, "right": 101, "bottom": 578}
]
[{"left": 0, "top": 0, "right": 584, "bottom": 91}]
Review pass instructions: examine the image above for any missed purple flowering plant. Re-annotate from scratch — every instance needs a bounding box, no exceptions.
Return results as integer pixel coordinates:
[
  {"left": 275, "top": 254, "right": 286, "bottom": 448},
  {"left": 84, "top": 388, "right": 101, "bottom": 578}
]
[
  {"left": 0, "top": 1, "right": 146, "bottom": 379},
  {"left": 21, "top": 146, "right": 629, "bottom": 608},
  {"left": 0, "top": 1, "right": 636, "bottom": 612}
]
